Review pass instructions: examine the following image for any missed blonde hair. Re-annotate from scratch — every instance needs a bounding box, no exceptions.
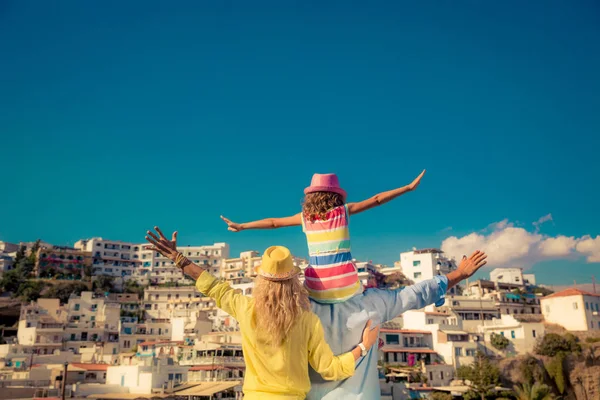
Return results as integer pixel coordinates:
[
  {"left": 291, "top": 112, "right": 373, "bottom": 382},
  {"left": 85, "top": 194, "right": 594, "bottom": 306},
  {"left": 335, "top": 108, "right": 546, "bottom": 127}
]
[
  {"left": 302, "top": 192, "right": 345, "bottom": 222},
  {"left": 253, "top": 276, "right": 310, "bottom": 345}
]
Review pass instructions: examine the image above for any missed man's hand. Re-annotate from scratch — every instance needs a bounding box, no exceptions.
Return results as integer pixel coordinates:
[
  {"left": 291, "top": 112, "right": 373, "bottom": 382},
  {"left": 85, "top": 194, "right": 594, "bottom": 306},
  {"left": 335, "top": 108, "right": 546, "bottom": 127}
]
[
  {"left": 457, "top": 251, "right": 488, "bottom": 278},
  {"left": 408, "top": 169, "right": 426, "bottom": 191},
  {"left": 361, "top": 319, "right": 381, "bottom": 350},
  {"left": 220, "top": 216, "right": 243, "bottom": 232},
  {"left": 446, "top": 250, "right": 487, "bottom": 289},
  {"left": 145, "top": 227, "right": 178, "bottom": 261}
]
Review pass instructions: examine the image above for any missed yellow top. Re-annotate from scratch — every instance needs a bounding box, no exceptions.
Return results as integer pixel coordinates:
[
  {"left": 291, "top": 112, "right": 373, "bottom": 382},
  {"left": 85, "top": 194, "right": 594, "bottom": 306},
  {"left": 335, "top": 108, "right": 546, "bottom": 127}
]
[{"left": 195, "top": 271, "right": 356, "bottom": 400}]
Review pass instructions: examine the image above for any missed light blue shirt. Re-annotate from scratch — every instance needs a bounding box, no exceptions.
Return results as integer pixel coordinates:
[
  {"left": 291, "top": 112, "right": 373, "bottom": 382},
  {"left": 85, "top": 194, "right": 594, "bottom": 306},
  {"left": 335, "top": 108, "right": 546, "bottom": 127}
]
[{"left": 307, "top": 276, "right": 449, "bottom": 400}]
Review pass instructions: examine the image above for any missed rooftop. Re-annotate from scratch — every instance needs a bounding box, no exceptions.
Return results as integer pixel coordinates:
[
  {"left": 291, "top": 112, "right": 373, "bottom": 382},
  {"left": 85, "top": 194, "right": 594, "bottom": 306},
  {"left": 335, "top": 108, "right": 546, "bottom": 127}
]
[{"left": 543, "top": 288, "right": 600, "bottom": 299}]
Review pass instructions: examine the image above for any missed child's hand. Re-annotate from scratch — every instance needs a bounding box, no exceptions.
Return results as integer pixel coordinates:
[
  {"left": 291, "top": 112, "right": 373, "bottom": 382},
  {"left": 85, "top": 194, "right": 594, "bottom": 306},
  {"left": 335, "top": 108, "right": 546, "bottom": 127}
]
[
  {"left": 221, "top": 215, "right": 243, "bottom": 232},
  {"left": 408, "top": 169, "right": 426, "bottom": 191}
]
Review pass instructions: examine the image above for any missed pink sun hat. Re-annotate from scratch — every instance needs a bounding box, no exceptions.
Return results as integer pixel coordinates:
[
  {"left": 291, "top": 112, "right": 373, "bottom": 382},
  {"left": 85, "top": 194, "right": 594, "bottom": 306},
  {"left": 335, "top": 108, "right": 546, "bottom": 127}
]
[{"left": 304, "top": 173, "right": 347, "bottom": 201}]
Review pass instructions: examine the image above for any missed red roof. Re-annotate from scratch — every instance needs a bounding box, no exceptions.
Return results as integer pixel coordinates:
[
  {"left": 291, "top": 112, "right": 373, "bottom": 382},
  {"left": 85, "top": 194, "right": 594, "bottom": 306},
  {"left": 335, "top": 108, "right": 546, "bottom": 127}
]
[
  {"left": 69, "top": 363, "right": 109, "bottom": 371},
  {"left": 543, "top": 288, "right": 600, "bottom": 299},
  {"left": 381, "top": 346, "right": 437, "bottom": 354},
  {"left": 380, "top": 329, "right": 431, "bottom": 335},
  {"left": 189, "top": 365, "right": 224, "bottom": 371},
  {"left": 139, "top": 340, "right": 183, "bottom": 346}
]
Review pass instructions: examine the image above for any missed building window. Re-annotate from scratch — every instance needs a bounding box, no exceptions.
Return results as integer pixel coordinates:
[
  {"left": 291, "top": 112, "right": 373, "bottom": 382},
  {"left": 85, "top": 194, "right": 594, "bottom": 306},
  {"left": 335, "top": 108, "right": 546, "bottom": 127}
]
[
  {"left": 74, "top": 304, "right": 80, "bottom": 311},
  {"left": 532, "top": 330, "right": 536, "bottom": 338},
  {"left": 414, "top": 272, "right": 422, "bottom": 279},
  {"left": 427, "top": 319, "right": 434, "bottom": 324},
  {"left": 455, "top": 347, "right": 462, "bottom": 357},
  {"left": 440, "top": 371, "right": 444, "bottom": 380},
  {"left": 466, "top": 349, "right": 476, "bottom": 356},
  {"left": 500, "top": 332, "right": 505, "bottom": 337},
  {"left": 429, "top": 372, "right": 433, "bottom": 381},
  {"left": 511, "top": 331, "right": 516, "bottom": 339},
  {"left": 413, "top": 260, "right": 421, "bottom": 267},
  {"left": 386, "top": 334, "right": 399, "bottom": 345},
  {"left": 573, "top": 302, "right": 578, "bottom": 310},
  {"left": 586, "top": 302, "right": 589, "bottom": 310}
]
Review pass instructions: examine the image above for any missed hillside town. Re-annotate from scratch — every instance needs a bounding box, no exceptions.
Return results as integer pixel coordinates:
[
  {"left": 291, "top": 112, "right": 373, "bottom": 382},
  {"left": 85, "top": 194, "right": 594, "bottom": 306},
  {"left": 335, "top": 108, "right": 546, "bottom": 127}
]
[{"left": 1, "top": 239, "right": 599, "bottom": 400}]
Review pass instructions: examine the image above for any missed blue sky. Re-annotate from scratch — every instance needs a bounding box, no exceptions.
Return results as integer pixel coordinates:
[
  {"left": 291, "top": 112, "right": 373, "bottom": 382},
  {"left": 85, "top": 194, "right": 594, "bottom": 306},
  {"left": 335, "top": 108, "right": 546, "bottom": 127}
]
[{"left": 1, "top": 1, "right": 599, "bottom": 285}]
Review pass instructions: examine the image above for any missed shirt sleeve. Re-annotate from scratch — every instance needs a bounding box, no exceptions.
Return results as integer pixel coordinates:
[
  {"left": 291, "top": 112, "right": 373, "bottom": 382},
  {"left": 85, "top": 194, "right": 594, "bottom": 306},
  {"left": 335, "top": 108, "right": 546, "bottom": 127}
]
[
  {"left": 307, "top": 313, "right": 356, "bottom": 381},
  {"left": 195, "top": 271, "right": 249, "bottom": 320},
  {"left": 373, "top": 275, "right": 449, "bottom": 322}
]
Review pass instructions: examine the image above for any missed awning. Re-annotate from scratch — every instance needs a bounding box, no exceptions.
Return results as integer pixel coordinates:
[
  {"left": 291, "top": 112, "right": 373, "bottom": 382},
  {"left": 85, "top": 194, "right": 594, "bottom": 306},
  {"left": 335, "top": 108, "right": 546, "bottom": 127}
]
[{"left": 174, "top": 381, "right": 241, "bottom": 395}]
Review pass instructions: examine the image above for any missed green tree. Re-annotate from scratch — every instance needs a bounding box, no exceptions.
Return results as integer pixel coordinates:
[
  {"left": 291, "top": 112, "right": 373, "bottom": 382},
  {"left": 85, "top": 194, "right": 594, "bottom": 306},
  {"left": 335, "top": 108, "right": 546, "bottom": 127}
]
[
  {"left": 124, "top": 280, "right": 145, "bottom": 297},
  {"left": 0, "top": 268, "right": 25, "bottom": 294},
  {"left": 456, "top": 352, "right": 501, "bottom": 400},
  {"left": 535, "top": 333, "right": 581, "bottom": 357},
  {"left": 519, "top": 356, "right": 546, "bottom": 385},
  {"left": 544, "top": 353, "right": 567, "bottom": 395},
  {"left": 93, "top": 275, "right": 114, "bottom": 292},
  {"left": 491, "top": 333, "right": 510, "bottom": 350},
  {"left": 514, "top": 382, "right": 555, "bottom": 400},
  {"left": 430, "top": 392, "right": 453, "bottom": 400},
  {"left": 18, "top": 280, "right": 46, "bottom": 302},
  {"left": 44, "top": 282, "right": 89, "bottom": 304},
  {"left": 83, "top": 264, "right": 93, "bottom": 281},
  {"left": 23, "top": 240, "right": 41, "bottom": 276}
]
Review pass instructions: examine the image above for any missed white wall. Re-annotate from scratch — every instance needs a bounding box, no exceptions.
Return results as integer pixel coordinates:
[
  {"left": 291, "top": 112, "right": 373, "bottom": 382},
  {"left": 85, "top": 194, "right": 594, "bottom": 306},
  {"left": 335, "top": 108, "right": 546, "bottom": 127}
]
[{"left": 542, "top": 295, "right": 589, "bottom": 331}]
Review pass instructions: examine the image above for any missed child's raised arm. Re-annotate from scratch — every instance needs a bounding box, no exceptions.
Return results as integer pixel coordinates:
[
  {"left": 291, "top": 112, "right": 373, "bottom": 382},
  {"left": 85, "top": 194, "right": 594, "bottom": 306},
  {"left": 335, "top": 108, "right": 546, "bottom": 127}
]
[
  {"left": 220, "top": 213, "right": 302, "bottom": 232},
  {"left": 347, "top": 169, "right": 425, "bottom": 215}
]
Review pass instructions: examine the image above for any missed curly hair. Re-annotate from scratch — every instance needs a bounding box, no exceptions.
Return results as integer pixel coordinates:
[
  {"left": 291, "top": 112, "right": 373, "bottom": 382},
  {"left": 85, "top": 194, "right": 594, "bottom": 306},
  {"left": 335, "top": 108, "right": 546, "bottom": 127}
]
[
  {"left": 253, "top": 276, "right": 310, "bottom": 346},
  {"left": 302, "top": 192, "right": 345, "bottom": 222}
]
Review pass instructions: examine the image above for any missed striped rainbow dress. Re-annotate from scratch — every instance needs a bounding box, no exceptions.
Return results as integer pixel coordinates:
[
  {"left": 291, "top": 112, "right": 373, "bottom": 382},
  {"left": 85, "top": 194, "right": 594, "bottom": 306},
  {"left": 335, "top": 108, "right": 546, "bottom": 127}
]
[{"left": 301, "top": 204, "right": 362, "bottom": 303}]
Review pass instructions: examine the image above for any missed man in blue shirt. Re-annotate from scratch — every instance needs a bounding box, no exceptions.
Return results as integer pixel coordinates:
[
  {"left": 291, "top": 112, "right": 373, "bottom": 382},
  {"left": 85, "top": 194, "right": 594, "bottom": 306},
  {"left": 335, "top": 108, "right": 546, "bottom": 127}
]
[{"left": 307, "top": 251, "right": 488, "bottom": 400}]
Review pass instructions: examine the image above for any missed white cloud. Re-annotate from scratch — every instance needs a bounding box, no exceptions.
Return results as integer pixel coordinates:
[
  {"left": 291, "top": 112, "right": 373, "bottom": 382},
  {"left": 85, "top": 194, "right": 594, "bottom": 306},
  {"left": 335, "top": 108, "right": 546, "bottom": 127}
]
[
  {"left": 441, "top": 217, "right": 599, "bottom": 269},
  {"left": 533, "top": 213, "right": 553, "bottom": 233}
]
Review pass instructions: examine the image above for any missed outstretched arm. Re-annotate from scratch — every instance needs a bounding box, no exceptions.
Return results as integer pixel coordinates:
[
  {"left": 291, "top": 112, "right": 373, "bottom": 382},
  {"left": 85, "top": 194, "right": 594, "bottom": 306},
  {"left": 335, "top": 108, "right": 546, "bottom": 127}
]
[
  {"left": 220, "top": 213, "right": 302, "bottom": 232},
  {"left": 145, "top": 227, "right": 249, "bottom": 318},
  {"left": 347, "top": 170, "right": 425, "bottom": 215},
  {"left": 374, "top": 250, "right": 488, "bottom": 322}
]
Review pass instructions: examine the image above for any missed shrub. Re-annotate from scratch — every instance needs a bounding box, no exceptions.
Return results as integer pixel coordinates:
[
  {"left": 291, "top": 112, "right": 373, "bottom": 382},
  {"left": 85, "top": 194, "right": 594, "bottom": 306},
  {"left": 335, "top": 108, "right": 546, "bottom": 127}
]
[
  {"left": 535, "top": 333, "right": 581, "bottom": 357},
  {"left": 491, "top": 332, "right": 510, "bottom": 350}
]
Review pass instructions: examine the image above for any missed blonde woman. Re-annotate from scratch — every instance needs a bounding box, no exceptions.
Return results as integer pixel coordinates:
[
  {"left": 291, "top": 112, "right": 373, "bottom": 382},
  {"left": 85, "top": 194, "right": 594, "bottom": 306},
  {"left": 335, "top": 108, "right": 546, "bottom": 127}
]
[{"left": 145, "top": 227, "right": 380, "bottom": 400}]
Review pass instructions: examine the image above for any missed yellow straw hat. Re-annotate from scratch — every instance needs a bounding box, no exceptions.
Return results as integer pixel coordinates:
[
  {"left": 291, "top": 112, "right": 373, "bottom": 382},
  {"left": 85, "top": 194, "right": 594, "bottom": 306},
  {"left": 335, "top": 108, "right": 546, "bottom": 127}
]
[{"left": 255, "top": 246, "right": 301, "bottom": 281}]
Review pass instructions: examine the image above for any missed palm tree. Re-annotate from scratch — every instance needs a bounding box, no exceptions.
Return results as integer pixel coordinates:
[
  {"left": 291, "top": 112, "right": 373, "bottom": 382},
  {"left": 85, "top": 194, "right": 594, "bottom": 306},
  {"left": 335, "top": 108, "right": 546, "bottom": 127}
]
[{"left": 514, "top": 382, "right": 555, "bottom": 400}]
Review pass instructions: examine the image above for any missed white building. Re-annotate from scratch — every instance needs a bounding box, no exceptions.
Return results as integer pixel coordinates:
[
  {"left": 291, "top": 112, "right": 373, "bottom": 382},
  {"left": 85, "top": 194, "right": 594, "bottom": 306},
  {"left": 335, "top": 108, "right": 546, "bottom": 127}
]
[
  {"left": 479, "top": 314, "right": 545, "bottom": 356},
  {"left": 106, "top": 357, "right": 189, "bottom": 394},
  {"left": 64, "top": 292, "right": 120, "bottom": 354},
  {"left": 0, "top": 241, "right": 20, "bottom": 253},
  {"left": 0, "top": 253, "right": 15, "bottom": 274},
  {"left": 402, "top": 309, "right": 480, "bottom": 369},
  {"left": 17, "top": 299, "right": 67, "bottom": 353},
  {"left": 75, "top": 238, "right": 230, "bottom": 287},
  {"left": 541, "top": 288, "right": 600, "bottom": 331},
  {"left": 396, "top": 249, "right": 458, "bottom": 295},
  {"left": 490, "top": 268, "right": 526, "bottom": 286}
]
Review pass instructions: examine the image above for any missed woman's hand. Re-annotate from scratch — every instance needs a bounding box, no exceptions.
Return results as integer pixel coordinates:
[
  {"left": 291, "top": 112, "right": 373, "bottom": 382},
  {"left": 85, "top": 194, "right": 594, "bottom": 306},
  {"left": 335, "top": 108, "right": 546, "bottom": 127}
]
[
  {"left": 220, "top": 215, "right": 243, "bottom": 232},
  {"left": 408, "top": 169, "right": 426, "bottom": 191},
  {"left": 145, "top": 226, "right": 178, "bottom": 261},
  {"left": 361, "top": 319, "right": 381, "bottom": 350}
]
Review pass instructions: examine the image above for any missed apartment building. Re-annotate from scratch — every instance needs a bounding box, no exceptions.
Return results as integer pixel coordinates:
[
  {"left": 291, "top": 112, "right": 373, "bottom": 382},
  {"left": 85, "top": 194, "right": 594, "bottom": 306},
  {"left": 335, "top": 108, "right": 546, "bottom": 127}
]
[
  {"left": 35, "top": 246, "right": 93, "bottom": 280},
  {"left": 180, "top": 332, "right": 244, "bottom": 382},
  {"left": 222, "top": 250, "right": 307, "bottom": 285},
  {"left": 541, "top": 288, "right": 600, "bottom": 331},
  {"left": 75, "top": 238, "right": 230, "bottom": 286},
  {"left": 64, "top": 292, "right": 120, "bottom": 354},
  {"left": 396, "top": 249, "right": 459, "bottom": 295},
  {"left": 0, "top": 253, "right": 14, "bottom": 274},
  {"left": 466, "top": 280, "right": 542, "bottom": 315},
  {"left": 149, "top": 243, "right": 230, "bottom": 286},
  {"left": 75, "top": 238, "right": 147, "bottom": 281},
  {"left": 442, "top": 296, "right": 499, "bottom": 333},
  {"left": 402, "top": 309, "right": 480, "bottom": 369},
  {"left": 17, "top": 299, "right": 68, "bottom": 353},
  {"left": 480, "top": 314, "right": 545, "bottom": 356}
]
